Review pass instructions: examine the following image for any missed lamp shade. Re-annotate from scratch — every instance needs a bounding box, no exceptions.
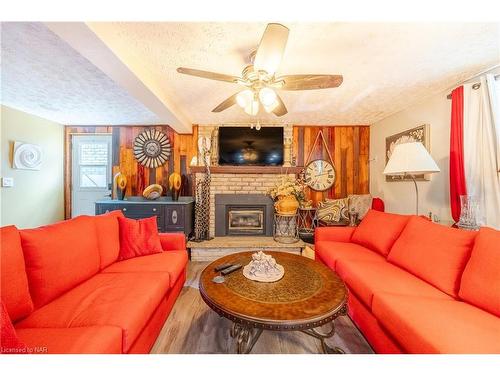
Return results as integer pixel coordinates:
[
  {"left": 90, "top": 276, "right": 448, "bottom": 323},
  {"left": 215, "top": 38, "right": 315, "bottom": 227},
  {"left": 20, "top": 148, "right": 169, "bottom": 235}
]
[{"left": 383, "top": 142, "right": 440, "bottom": 176}]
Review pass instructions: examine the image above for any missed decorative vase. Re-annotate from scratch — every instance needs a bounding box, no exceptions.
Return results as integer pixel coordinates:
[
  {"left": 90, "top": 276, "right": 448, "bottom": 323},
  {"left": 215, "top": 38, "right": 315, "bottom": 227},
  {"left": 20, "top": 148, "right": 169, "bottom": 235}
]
[
  {"left": 114, "top": 172, "right": 127, "bottom": 200},
  {"left": 274, "top": 195, "right": 299, "bottom": 215},
  {"left": 169, "top": 172, "right": 182, "bottom": 201},
  {"left": 457, "top": 195, "right": 480, "bottom": 230}
]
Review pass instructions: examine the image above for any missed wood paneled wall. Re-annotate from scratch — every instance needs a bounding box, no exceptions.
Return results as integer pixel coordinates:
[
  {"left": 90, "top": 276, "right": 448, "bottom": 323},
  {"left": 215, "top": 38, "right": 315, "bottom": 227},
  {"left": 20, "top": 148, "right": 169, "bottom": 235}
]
[
  {"left": 64, "top": 125, "right": 198, "bottom": 218},
  {"left": 64, "top": 124, "right": 368, "bottom": 217},
  {"left": 292, "top": 126, "right": 370, "bottom": 200}
]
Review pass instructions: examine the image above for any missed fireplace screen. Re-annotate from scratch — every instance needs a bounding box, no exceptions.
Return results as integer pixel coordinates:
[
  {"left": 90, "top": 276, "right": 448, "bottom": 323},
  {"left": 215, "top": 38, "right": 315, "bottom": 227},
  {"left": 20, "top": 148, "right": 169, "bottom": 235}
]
[{"left": 228, "top": 209, "right": 264, "bottom": 235}]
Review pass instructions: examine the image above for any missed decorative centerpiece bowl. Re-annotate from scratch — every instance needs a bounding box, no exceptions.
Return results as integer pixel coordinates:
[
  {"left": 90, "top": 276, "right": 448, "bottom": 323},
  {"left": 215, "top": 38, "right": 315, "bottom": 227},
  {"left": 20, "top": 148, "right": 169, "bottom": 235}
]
[{"left": 243, "top": 251, "right": 285, "bottom": 283}]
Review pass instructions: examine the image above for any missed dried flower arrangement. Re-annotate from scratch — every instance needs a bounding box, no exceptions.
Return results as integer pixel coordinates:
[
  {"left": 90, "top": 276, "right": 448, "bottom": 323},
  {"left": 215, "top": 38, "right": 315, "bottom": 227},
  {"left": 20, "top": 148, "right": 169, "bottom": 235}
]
[{"left": 266, "top": 175, "right": 306, "bottom": 202}]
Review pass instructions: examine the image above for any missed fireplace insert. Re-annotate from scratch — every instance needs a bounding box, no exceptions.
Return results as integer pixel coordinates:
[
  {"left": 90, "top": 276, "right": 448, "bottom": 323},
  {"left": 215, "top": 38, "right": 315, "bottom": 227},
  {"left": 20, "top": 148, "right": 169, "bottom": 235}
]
[
  {"left": 228, "top": 208, "right": 265, "bottom": 235},
  {"left": 215, "top": 194, "right": 274, "bottom": 237}
]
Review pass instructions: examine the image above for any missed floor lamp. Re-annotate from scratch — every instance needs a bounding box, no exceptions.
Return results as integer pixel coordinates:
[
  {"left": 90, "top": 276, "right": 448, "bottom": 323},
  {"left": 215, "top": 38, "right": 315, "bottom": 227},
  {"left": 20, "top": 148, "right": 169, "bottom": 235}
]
[{"left": 383, "top": 142, "right": 440, "bottom": 215}]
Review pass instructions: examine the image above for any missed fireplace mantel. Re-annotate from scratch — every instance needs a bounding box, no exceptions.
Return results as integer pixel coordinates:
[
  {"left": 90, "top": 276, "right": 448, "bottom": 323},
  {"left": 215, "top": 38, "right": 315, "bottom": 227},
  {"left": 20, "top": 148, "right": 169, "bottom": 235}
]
[{"left": 190, "top": 166, "right": 303, "bottom": 174}]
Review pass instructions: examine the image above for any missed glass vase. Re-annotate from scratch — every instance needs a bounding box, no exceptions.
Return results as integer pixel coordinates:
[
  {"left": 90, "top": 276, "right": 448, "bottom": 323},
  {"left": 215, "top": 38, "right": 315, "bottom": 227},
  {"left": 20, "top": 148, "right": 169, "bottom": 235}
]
[{"left": 457, "top": 195, "right": 480, "bottom": 231}]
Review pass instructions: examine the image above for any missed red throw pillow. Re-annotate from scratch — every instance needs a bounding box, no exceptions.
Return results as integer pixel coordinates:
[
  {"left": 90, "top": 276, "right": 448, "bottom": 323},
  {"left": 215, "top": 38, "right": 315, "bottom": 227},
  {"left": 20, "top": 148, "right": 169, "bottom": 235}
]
[
  {"left": 459, "top": 227, "right": 500, "bottom": 317},
  {"left": 351, "top": 209, "right": 412, "bottom": 256},
  {"left": 117, "top": 216, "right": 163, "bottom": 261},
  {"left": 388, "top": 216, "right": 476, "bottom": 297},
  {"left": 1, "top": 300, "right": 27, "bottom": 354}
]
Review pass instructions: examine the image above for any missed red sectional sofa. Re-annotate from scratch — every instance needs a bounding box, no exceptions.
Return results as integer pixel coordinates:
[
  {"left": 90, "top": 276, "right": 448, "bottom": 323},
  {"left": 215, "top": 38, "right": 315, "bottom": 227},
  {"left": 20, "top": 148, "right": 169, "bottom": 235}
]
[
  {"left": 315, "top": 209, "right": 500, "bottom": 354},
  {"left": 1, "top": 211, "right": 188, "bottom": 354}
]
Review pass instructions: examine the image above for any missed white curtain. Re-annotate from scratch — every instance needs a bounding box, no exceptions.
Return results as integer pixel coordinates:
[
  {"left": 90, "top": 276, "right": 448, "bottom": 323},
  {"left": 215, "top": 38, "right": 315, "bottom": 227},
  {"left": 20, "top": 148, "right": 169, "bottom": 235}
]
[{"left": 463, "top": 75, "right": 500, "bottom": 229}]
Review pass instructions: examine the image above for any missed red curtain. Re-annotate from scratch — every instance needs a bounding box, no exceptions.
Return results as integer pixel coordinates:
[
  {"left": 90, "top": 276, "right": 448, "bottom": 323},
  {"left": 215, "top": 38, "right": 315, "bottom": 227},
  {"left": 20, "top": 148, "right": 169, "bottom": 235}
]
[{"left": 449, "top": 86, "right": 467, "bottom": 222}]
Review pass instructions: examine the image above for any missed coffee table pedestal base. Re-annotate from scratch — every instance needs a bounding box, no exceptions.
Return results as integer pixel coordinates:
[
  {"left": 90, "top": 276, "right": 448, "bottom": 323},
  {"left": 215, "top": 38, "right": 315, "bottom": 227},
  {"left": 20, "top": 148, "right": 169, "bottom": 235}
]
[
  {"left": 230, "top": 319, "right": 345, "bottom": 354},
  {"left": 230, "top": 323, "right": 263, "bottom": 354},
  {"left": 301, "top": 321, "right": 345, "bottom": 354}
]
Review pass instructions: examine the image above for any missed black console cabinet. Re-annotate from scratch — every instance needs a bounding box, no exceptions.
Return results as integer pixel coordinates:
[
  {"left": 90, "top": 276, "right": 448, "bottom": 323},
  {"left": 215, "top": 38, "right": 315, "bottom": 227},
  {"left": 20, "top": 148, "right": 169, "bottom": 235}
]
[{"left": 95, "top": 196, "right": 194, "bottom": 237}]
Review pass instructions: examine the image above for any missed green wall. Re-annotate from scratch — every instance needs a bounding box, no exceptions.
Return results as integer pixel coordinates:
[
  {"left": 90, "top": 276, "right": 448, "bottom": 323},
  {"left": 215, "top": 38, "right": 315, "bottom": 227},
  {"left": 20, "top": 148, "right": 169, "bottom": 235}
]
[{"left": 0, "top": 105, "right": 64, "bottom": 228}]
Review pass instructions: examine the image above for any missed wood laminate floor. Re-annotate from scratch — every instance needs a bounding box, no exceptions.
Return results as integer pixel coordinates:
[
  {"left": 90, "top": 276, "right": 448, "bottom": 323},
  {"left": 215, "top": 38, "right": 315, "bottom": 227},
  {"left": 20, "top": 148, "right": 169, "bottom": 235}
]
[{"left": 151, "top": 262, "right": 374, "bottom": 354}]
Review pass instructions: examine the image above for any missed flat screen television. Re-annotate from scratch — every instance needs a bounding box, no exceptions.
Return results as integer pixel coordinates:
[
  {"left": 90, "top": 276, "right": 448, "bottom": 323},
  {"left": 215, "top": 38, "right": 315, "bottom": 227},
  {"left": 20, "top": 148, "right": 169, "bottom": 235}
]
[{"left": 218, "top": 127, "right": 284, "bottom": 166}]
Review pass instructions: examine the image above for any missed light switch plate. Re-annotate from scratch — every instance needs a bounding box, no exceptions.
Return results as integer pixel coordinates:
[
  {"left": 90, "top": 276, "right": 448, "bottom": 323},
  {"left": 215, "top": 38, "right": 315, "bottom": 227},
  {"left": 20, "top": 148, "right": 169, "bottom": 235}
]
[{"left": 1, "top": 177, "right": 14, "bottom": 187}]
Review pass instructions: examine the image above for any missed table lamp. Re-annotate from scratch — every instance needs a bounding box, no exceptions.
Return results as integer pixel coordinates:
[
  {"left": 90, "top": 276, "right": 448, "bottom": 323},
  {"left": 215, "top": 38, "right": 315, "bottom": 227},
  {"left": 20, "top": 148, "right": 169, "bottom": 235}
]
[{"left": 383, "top": 142, "right": 440, "bottom": 215}]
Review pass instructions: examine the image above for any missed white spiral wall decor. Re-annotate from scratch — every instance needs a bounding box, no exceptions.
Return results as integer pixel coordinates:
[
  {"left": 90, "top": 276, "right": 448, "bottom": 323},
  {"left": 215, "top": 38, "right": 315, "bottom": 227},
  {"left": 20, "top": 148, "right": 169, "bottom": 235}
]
[{"left": 13, "top": 142, "right": 43, "bottom": 170}]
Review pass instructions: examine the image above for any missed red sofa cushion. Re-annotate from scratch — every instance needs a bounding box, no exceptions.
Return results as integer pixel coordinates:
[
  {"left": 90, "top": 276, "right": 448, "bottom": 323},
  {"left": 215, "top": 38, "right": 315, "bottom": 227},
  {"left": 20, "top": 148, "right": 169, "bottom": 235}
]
[
  {"left": 351, "top": 210, "right": 411, "bottom": 256},
  {"left": 387, "top": 216, "right": 476, "bottom": 297},
  {"left": 158, "top": 232, "right": 186, "bottom": 251},
  {"left": 459, "top": 227, "right": 500, "bottom": 317},
  {"left": 93, "top": 210, "right": 124, "bottom": 268},
  {"left": 372, "top": 293, "right": 500, "bottom": 353},
  {"left": 1, "top": 300, "right": 27, "bottom": 353},
  {"left": 0, "top": 226, "right": 33, "bottom": 322},
  {"left": 371, "top": 197, "right": 385, "bottom": 212},
  {"left": 118, "top": 216, "right": 163, "bottom": 261},
  {"left": 20, "top": 216, "right": 101, "bottom": 308},
  {"left": 315, "top": 226, "right": 356, "bottom": 243},
  {"left": 335, "top": 259, "right": 452, "bottom": 309},
  {"left": 102, "top": 250, "right": 188, "bottom": 287},
  {"left": 17, "top": 271, "right": 170, "bottom": 353},
  {"left": 347, "top": 292, "right": 402, "bottom": 354},
  {"left": 315, "top": 241, "right": 385, "bottom": 271},
  {"left": 16, "top": 326, "right": 122, "bottom": 354}
]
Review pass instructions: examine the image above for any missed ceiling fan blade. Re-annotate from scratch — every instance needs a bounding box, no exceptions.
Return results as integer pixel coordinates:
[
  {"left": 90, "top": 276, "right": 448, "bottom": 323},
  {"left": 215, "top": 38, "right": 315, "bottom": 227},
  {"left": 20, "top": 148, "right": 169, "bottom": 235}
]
[
  {"left": 212, "top": 92, "right": 239, "bottom": 113},
  {"left": 177, "top": 67, "right": 240, "bottom": 83},
  {"left": 272, "top": 94, "right": 288, "bottom": 117},
  {"left": 277, "top": 74, "right": 343, "bottom": 90},
  {"left": 253, "top": 23, "right": 289, "bottom": 76}
]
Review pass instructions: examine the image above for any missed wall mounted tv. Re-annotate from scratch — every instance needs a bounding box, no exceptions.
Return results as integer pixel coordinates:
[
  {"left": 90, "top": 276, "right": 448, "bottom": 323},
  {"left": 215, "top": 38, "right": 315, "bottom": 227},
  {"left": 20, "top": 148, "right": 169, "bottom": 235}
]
[{"left": 218, "top": 126, "right": 284, "bottom": 166}]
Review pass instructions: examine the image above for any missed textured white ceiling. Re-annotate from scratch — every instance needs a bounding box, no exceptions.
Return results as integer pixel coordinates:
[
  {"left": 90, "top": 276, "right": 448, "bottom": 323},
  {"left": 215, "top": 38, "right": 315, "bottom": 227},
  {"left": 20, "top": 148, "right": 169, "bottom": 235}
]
[
  {"left": 88, "top": 22, "right": 500, "bottom": 125},
  {"left": 1, "top": 22, "right": 499, "bottom": 127},
  {"left": 0, "top": 22, "right": 160, "bottom": 125}
]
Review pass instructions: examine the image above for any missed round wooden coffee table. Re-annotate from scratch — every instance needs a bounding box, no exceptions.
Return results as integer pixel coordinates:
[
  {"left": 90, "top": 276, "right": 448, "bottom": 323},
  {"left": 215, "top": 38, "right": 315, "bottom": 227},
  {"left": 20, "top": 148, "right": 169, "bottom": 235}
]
[{"left": 199, "top": 251, "right": 348, "bottom": 354}]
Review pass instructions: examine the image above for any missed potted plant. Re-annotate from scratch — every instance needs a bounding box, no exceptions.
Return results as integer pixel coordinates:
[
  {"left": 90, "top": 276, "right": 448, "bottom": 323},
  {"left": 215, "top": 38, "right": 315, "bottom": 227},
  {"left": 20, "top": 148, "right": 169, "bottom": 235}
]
[{"left": 267, "top": 175, "right": 306, "bottom": 215}]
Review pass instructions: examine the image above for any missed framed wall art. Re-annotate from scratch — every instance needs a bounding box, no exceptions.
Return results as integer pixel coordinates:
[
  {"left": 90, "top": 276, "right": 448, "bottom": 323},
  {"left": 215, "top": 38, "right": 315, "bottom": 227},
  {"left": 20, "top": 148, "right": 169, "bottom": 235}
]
[
  {"left": 385, "top": 124, "right": 431, "bottom": 182},
  {"left": 12, "top": 141, "right": 43, "bottom": 170}
]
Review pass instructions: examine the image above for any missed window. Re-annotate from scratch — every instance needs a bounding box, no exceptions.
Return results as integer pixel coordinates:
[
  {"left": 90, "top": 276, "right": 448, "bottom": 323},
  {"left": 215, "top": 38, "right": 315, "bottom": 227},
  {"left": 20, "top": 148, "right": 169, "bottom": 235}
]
[{"left": 78, "top": 142, "right": 109, "bottom": 188}]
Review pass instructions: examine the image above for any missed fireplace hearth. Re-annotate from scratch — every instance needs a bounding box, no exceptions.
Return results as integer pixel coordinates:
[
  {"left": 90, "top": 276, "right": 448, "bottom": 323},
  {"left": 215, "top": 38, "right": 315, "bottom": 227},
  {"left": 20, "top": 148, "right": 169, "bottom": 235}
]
[{"left": 215, "top": 194, "right": 274, "bottom": 237}]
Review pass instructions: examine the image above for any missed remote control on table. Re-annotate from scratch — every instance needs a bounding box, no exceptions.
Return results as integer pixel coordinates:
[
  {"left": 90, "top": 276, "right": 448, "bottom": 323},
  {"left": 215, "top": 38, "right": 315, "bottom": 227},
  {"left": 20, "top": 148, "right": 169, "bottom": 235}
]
[
  {"left": 214, "top": 263, "right": 233, "bottom": 272},
  {"left": 220, "top": 264, "right": 242, "bottom": 275}
]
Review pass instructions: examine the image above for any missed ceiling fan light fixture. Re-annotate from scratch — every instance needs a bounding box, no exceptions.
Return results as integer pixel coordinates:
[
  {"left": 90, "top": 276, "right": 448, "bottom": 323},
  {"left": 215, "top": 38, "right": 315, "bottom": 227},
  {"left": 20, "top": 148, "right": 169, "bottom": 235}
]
[
  {"left": 236, "top": 89, "right": 253, "bottom": 108},
  {"left": 244, "top": 98, "right": 259, "bottom": 116},
  {"left": 263, "top": 101, "right": 278, "bottom": 113},
  {"left": 259, "top": 87, "right": 277, "bottom": 107},
  {"left": 177, "top": 23, "right": 343, "bottom": 118}
]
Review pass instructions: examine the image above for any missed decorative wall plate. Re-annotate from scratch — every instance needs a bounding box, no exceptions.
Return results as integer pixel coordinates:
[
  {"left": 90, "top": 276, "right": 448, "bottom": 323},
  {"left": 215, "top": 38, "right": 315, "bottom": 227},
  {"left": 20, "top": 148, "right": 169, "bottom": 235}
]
[
  {"left": 133, "top": 129, "right": 171, "bottom": 168},
  {"left": 13, "top": 142, "right": 42, "bottom": 170}
]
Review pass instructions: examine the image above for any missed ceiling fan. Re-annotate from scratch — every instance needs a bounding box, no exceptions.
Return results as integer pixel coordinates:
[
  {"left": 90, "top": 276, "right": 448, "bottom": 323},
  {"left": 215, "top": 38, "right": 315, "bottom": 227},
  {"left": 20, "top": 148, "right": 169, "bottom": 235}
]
[{"left": 177, "top": 23, "right": 343, "bottom": 117}]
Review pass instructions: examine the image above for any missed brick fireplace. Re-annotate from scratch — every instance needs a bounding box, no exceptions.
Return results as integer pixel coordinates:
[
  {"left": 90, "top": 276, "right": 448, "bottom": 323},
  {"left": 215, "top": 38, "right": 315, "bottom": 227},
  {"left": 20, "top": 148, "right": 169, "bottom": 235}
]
[
  {"left": 199, "top": 173, "right": 296, "bottom": 238},
  {"left": 194, "top": 124, "right": 297, "bottom": 238}
]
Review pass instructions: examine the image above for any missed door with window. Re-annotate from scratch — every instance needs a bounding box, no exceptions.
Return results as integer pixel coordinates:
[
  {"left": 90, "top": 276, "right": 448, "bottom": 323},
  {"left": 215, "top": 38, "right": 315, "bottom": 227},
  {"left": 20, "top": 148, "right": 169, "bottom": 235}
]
[{"left": 71, "top": 135, "right": 112, "bottom": 217}]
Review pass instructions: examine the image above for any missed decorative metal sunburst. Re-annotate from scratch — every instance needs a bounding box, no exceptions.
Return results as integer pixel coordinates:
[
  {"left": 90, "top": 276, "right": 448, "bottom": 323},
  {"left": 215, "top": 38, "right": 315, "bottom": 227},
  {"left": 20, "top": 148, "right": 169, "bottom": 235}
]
[{"left": 133, "top": 129, "right": 171, "bottom": 168}]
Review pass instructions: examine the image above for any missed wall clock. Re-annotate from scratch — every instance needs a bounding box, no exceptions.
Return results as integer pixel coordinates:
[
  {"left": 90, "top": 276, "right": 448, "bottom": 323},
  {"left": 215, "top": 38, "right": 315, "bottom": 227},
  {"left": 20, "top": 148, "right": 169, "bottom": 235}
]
[
  {"left": 304, "top": 160, "right": 336, "bottom": 191},
  {"left": 302, "top": 130, "right": 336, "bottom": 192},
  {"left": 133, "top": 129, "right": 171, "bottom": 168}
]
